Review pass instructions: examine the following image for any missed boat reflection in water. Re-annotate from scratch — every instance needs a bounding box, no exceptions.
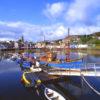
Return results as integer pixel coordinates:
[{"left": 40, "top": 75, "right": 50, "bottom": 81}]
[{"left": 0, "top": 51, "right": 100, "bottom": 100}]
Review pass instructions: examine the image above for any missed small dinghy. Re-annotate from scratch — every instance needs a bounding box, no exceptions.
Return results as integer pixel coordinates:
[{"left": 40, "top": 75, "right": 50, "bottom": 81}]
[{"left": 44, "top": 87, "right": 66, "bottom": 100}]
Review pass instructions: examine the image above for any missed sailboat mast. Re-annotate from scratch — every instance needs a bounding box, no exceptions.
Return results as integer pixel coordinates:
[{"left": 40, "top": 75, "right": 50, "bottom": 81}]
[
  {"left": 42, "top": 31, "right": 45, "bottom": 42},
  {"left": 66, "top": 28, "right": 70, "bottom": 62}
]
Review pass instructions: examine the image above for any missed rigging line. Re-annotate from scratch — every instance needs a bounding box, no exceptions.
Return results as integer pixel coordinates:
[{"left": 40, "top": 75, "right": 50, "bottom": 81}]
[{"left": 81, "top": 74, "right": 100, "bottom": 96}]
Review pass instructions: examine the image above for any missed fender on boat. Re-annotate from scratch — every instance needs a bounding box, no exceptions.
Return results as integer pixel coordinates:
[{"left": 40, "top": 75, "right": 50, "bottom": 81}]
[{"left": 22, "top": 72, "right": 30, "bottom": 87}]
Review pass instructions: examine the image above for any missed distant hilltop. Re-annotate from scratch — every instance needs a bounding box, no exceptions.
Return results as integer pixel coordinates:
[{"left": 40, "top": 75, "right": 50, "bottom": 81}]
[
  {"left": 90, "top": 32, "right": 100, "bottom": 36},
  {"left": 46, "top": 32, "right": 100, "bottom": 47}
]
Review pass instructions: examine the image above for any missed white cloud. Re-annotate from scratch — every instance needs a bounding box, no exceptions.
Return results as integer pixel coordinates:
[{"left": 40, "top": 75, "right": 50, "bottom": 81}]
[
  {"left": 54, "top": 25, "right": 67, "bottom": 36},
  {"left": 0, "top": 21, "right": 100, "bottom": 42},
  {"left": 43, "top": 0, "right": 100, "bottom": 26},
  {"left": 0, "top": 21, "right": 67, "bottom": 41},
  {"left": 43, "top": 2, "right": 66, "bottom": 19},
  {"left": 41, "top": 23, "right": 68, "bottom": 40},
  {"left": 65, "top": 0, "right": 100, "bottom": 25},
  {"left": 70, "top": 26, "right": 100, "bottom": 35}
]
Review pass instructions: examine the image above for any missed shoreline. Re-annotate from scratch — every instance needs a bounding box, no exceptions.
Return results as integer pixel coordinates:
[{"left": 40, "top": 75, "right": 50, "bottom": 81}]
[{"left": 0, "top": 48, "right": 100, "bottom": 55}]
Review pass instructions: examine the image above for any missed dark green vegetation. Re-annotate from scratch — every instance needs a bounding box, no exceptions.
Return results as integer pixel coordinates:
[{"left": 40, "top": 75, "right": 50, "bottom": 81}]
[{"left": 80, "top": 32, "right": 100, "bottom": 45}]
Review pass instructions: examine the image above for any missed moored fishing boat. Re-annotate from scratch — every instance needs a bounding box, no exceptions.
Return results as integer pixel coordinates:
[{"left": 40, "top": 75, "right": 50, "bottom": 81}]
[
  {"left": 39, "top": 52, "right": 84, "bottom": 71},
  {"left": 44, "top": 87, "right": 66, "bottom": 100},
  {"left": 39, "top": 28, "right": 86, "bottom": 71}
]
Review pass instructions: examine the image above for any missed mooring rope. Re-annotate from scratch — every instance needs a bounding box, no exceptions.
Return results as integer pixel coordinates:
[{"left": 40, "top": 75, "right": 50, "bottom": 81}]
[{"left": 81, "top": 74, "right": 100, "bottom": 96}]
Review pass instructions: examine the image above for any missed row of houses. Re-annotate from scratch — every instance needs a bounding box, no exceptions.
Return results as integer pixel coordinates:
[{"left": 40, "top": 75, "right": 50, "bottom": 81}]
[{"left": 0, "top": 32, "right": 99, "bottom": 50}]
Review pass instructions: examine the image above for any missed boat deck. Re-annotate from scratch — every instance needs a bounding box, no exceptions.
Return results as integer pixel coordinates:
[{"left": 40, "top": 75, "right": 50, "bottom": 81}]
[
  {"left": 48, "top": 70, "right": 100, "bottom": 76},
  {"left": 41, "top": 63, "right": 100, "bottom": 77},
  {"left": 24, "top": 71, "right": 72, "bottom": 85}
]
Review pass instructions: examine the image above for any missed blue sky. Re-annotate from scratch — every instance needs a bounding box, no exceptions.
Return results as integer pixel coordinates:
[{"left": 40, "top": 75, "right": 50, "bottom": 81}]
[
  {"left": 0, "top": 0, "right": 100, "bottom": 42},
  {"left": 0, "top": 0, "right": 46, "bottom": 24}
]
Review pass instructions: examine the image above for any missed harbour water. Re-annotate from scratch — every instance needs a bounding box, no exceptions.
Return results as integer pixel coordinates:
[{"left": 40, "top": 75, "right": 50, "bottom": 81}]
[
  {"left": 0, "top": 51, "right": 100, "bottom": 100},
  {"left": 0, "top": 59, "right": 41, "bottom": 100}
]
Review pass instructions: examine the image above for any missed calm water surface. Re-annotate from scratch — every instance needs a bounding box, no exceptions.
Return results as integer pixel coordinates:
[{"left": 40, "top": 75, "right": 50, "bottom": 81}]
[
  {"left": 0, "top": 59, "right": 41, "bottom": 100},
  {"left": 0, "top": 51, "right": 100, "bottom": 100}
]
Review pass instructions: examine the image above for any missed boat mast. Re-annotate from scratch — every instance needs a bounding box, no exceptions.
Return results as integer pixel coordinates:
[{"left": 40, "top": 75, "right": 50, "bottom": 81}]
[
  {"left": 66, "top": 28, "right": 70, "bottom": 62},
  {"left": 42, "top": 31, "right": 46, "bottom": 52}
]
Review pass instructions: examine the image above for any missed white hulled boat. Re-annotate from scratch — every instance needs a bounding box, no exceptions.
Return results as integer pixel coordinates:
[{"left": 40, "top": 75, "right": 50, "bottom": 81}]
[{"left": 44, "top": 87, "right": 66, "bottom": 100}]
